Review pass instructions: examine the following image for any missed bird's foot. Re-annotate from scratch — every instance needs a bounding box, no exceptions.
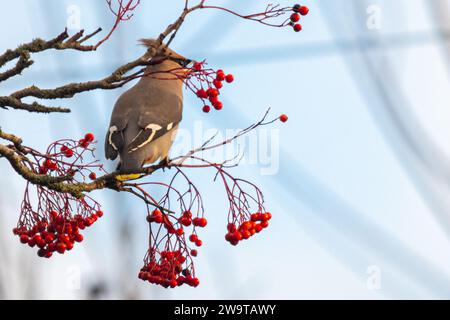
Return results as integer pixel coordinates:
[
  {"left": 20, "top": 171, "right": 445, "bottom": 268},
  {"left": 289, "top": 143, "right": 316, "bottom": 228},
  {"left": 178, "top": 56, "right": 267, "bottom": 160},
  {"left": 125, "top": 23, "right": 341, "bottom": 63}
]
[{"left": 158, "top": 158, "right": 171, "bottom": 172}]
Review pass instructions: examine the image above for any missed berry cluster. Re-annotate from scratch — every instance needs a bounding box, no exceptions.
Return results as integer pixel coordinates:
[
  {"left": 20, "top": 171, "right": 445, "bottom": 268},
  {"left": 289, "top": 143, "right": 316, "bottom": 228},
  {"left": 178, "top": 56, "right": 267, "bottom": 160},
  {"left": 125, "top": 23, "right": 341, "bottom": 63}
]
[
  {"left": 13, "top": 210, "right": 103, "bottom": 258},
  {"left": 37, "top": 133, "right": 101, "bottom": 179},
  {"left": 139, "top": 250, "right": 200, "bottom": 288},
  {"left": 142, "top": 207, "right": 207, "bottom": 287},
  {"left": 225, "top": 212, "right": 272, "bottom": 246},
  {"left": 188, "top": 62, "right": 234, "bottom": 113},
  {"left": 290, "top": 4, "right": 309, "bottom": 32},
  {"left": 15, "top": 133, "right": 104, "bottom": 258}
]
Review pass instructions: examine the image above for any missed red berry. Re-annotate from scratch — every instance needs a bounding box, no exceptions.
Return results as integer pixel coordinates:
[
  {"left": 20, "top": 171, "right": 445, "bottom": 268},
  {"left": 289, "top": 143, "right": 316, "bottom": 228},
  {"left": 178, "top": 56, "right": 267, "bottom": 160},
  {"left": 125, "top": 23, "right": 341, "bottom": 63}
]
[
  {"left": 198, "top": 218, "right": 208, "bottom": 228},
  {"left": 39, "top": 166, "right": 48, "bottom": 174},
  {"left": 196, "top": 89, "right": 208, "bottom": 99},
  {"left": 193, "top": 217, "right": 201, "bottom": 227},
  {"left": 261, "top": 213, "right": 271, "bottom": 221},
  {"left": 299, "top": 6, "right": 309, "bottom": 15},
  {"left": 213, "top": 80, "right": 223, "bottom": 89},
  {"left": 190, "top": 249, "right": 198, "bottom": 257},
  {"left": 241, "top": 221, "right": 252, "bottom": 230},
  {"left": 74, "top": 233, "right": 83, "bottom": 242},
  {"left": 293, "top": 24, "right": 302, "bottom": 32},
  {"left": 280, "top": 114, "right": 289, "bottom": 122},
  {"left": 37, "top": 239, "right": 46, "bottom": 248},
  {"left": 234, "top": 231, "right": 243, "bottom": 241},
  {"left": 290, "top": 13, "right": 300, "bottom": 22},
  {"left": 227, "top": 223, "right": 236, "bottom": 233},
  {"left": 49, "top": 210, "right": 58, "bottom": 220},
  {"left": 193, "top": 62, "right": 203, "bottom": 71},
  {"left": 209, "top": 96, "right": 219, "bottom": 105},
  {"left": 45, "top": 252, "right": 53, "bottom": 258},
  {"left": 43, "top": 234, "right": 53, "bottom": 244},
  {"left": 191, "top": 278, "right": 200, "bottom": 287},
  {"left": 84, "top": 133, "right": 95, "bottom": 142},
  {"left": 19, "top": 234, "right": 29, "bottom": 244},
  {"left": 79, "top": 139, "right": 90, "bottom": 148},
  {"left": 225, "top": 74, "right": 234, "bottom": 83},
  {"left": 202, "top": 105, "right": 211, "bottom": 113},
  {"left": 56, "top": 242, "right": 66, "bottom": 254},
  {"left": 45, "top": 159, "right": 57, "bottom": 171},
  {"left": 183, "top": 210, "right": 192, "bottom": 218},
  {"left": 89, "top": 172, "right": 97, "bottom": 180},
  {"left": 48, "top": 243, "right": 56, "bottom": 252},
  {"left": 207, "top": 88, "right": 219, "bottom": 98},
  {"left": 28, "top": 238, "right": 36, "bottom": 247},
  {"left": 255, "top": 224, "right": 263, "bottom": 233},
  {"left": 37, "top": 248, "right": 47, "bottom": 257},
  {"left": 180, "top": 217, "right": 192, "bottom": 226},
  {"left": 64, "top": 149, "right": 74, "bottom": 158},
  {"left": 154, "top": 215, "right": 163, "bottom": 224},
  {"left": 189, "top": 234, "right": 198, "bottom": 242},
  {"left": 213, "top": 101, "right": 223, "bottom": 110},
  {"left": 176, "top": 228, "right": 184, "bottom": 236},
  {"left": 216, "top": 70, "right": 226, "bottom": 81},
  {"left": 84, "top": 218, "right": 93, "bottom": 227},
  {"left": 260, "top": 221, "right": 269, "bottom": 228},
  {"left": 195, "top": 239, "right": 202, "bottom": 247},
  {"left": 251, "top": 213, "right": 260, "bottom": 222},
  {"left": 152, "top": 209, "right": 162, "bottom": 217},
  {"left": 241, "top": 230, "right": 251, "bottom": 239}
]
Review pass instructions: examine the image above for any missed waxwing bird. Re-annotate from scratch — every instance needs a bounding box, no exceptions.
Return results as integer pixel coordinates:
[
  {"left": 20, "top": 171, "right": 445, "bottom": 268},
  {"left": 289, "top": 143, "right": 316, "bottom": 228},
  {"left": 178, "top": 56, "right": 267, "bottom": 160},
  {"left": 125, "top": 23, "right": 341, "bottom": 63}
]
[{"left": 105, "top": 39, "right": 191, "bottom": 176}]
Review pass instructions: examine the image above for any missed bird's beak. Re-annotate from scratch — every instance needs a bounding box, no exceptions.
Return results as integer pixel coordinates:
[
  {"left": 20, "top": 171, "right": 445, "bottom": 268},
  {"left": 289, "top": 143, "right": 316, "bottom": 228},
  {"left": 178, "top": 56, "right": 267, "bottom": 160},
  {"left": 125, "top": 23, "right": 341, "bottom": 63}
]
[
  {"left": 167, "top": 56, "right": 193, "bottom": 69},
  {"left": 182, "top": 58, "right": 193, "bottom": 68}
]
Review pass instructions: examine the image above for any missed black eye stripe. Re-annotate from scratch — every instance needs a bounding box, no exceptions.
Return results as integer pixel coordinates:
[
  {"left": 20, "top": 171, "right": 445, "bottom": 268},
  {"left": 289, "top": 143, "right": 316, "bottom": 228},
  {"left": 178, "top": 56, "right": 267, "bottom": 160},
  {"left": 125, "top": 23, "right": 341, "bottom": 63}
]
[{"left": 169, "top": 57, "right": 191, "bottom": 67}]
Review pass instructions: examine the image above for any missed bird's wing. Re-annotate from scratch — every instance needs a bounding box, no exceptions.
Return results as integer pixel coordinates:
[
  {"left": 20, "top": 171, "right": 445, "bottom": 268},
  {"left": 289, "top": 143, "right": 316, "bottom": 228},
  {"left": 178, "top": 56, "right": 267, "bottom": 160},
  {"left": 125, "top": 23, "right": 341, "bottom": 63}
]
[
  {"left": 127, "top": 92, "right": 182, "bottom": 154},
  {"left": 104, "top": 95, "right": 131, "bottom": 160}
]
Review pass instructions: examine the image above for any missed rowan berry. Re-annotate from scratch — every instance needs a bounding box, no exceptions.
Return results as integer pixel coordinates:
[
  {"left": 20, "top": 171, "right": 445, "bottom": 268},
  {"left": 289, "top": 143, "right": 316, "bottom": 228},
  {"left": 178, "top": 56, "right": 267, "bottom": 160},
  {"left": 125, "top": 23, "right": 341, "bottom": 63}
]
[
  {"left": 196, "top": 89, "right": 208, "bottom": 99},
  {"left": 291, "top": 13, "right": 300, "bottom": 22},
  {"left": 225, "top": 74, "right": 234, "bottom": 83},
  {"left": 213, "top": 80, "right": 223, "bottom": 89},
  {"left": 202, "top": 105, "right": 211, "bottom": 113},
  {"left": 84, "top": 133, "right": 95, "bottom": 142},
  {"left": 299, "top": 6, "right": 309, "bottom": 15},
  {"left": 280, "top": 114, "right": 289, "bottom": 122},
  {"left": 293, "top": 24, "right": 302, "bottom": 32}
]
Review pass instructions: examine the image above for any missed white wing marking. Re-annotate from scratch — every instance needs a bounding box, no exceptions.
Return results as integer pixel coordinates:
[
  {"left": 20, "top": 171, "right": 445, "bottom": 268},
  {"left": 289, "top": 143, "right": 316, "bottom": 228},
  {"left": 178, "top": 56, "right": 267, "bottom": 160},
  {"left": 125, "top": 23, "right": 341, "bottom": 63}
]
[
  {"left": 108, "top": 125, "right": 118, "bottom": 151},
  {"left": 129, "top": 124, "right": 162, "bottom": 153}
]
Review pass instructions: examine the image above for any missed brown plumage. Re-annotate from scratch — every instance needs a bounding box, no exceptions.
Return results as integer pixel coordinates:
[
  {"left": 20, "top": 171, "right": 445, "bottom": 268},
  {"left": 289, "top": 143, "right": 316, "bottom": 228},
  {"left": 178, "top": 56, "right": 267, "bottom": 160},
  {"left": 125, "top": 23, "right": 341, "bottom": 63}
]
[{"left": 105, "top": 40, "right": 190, "bottom": 171}]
